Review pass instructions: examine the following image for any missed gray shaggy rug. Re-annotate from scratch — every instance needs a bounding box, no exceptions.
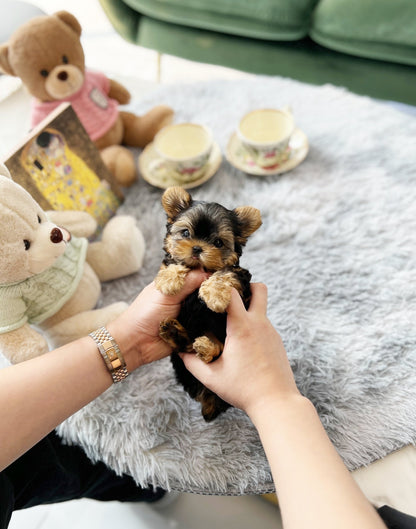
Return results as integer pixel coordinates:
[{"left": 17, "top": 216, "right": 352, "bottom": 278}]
[{"left": 56, "top": 76, "right": 416, "bottom": 495}]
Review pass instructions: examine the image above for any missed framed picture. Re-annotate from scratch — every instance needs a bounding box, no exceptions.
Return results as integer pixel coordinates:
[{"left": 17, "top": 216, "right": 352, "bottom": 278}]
[{"left": 3, "top": 102, "right": 123, "bottom": 231}]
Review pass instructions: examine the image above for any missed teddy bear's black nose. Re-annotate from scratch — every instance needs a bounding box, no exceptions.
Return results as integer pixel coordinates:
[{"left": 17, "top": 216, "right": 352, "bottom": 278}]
[
  {"left": 50, "top": 228, "right": 63, "bottom": 243},
  {"left": 58, "top": 71, "right": 68, "bottom": 81}
]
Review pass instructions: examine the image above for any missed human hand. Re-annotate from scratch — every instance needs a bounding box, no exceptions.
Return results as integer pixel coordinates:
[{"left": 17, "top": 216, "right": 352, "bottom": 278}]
[
  {"left": 179, "top": 283, "right": 301, "bottom": 419},
  {"left": 107, "top": 269, "right": 209, "bottom": 371}
]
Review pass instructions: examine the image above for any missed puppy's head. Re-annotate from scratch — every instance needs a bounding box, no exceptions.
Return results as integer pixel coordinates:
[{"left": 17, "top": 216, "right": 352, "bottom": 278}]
[{"left": 161, "top": 187, "right": 262, "bottom": 271}]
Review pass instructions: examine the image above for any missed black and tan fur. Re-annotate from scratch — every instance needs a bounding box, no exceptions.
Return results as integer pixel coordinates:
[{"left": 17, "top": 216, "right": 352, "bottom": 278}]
[{"left": 155, "top": 187, "right": 262, "bottom": 421}]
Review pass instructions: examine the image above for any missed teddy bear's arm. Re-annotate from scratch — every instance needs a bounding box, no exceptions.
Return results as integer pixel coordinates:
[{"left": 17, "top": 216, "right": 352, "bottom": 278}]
[
  {"left": 0, "top": 324, "right": 49, "bottom": 364},
  {"left": 108, "top": 79, "right": 131, "bottom": 105},
  {"left": 46, "top": 210, "right": 97, "bottom": 238}
]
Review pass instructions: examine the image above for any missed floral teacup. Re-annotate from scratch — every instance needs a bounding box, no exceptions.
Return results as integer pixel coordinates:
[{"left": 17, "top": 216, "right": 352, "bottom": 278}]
[
  {"left": 237, "top": 108, "right": 295, "bottom": 169},
  {"left": 153, "top": 123, "right": 213, "bottom": 183}
]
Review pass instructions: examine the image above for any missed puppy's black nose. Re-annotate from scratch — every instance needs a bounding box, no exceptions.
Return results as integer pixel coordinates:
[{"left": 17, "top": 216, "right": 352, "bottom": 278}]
[{"left": 192, "top": 245, "right": 203, "bottom": 255}]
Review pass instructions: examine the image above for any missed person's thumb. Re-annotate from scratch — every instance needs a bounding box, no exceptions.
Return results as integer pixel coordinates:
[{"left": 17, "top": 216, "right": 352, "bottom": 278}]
[
  {"left": 179, "top": 352, "right": 212, "bottom": 382},
  {"left": 169, "top": 270, "right": 210, "bottom": 302}
]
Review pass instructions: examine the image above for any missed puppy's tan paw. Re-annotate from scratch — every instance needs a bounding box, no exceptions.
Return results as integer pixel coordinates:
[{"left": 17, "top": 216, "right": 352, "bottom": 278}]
[
  {"left": 199, "top": 276, "right": 232, "bottom": 313},
  {"left": 193, "top": 336, "right": 222, "bottom": 363},
  {"left": 155, "top": 264, "right": 189, "bottom": 295}
]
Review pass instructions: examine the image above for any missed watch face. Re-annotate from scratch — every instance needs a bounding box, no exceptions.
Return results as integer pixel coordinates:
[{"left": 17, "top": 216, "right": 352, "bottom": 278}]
[{"left": 90, "top": 329, "right": 128, "bottom": 382}]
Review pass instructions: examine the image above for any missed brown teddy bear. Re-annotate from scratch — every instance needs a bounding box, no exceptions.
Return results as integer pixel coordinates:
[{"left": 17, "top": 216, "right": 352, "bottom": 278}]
[{"left": 0, "top": 10, "right": 173, "bottom": 187}]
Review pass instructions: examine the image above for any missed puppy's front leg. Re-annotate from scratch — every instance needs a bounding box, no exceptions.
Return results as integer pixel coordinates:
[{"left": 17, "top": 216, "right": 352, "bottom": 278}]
[
  {"left": 154, "top": 263, "right": 190, "bottom": 295},
  {"left": 159, "top": 318, "right": 193, "bottom": 352},
  {"left": 199, "top": 270, "right": 242, "bottom": 313},
  {"left": 193, "top": 333, "right": 223, "bottom": 363}
]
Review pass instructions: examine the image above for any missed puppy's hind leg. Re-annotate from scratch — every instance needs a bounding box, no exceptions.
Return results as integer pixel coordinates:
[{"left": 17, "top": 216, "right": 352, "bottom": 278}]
[
  {"left": 196, "top": 387, "right": 230, "bottom": 422},
  {"left": 159, "top": 318, "right": 193, "bottom": 352}
]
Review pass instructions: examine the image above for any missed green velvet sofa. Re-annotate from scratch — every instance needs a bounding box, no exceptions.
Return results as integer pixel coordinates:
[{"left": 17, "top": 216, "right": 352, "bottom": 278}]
[{"left": 99, "top": 0, "right": 416, "bottom": 106}]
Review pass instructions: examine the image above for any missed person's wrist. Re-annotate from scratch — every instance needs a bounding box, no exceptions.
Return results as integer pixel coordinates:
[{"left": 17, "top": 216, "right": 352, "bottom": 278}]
[
  {"left": 247, "top": 392, "right": 313, "bottom": 427},
  {"left": 105, "top": 320, "right": 143, "bottom": 373}
]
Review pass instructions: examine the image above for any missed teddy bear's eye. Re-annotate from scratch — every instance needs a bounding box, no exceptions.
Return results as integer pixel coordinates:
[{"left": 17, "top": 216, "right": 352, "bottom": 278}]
[
  {"left": 182, "top": 229, "right": 190, "bottom": 238},
  {"left": 214, "top": 238, "right": 224, "bottom": 248},
  {"left": 40, "top": 69, "right": 49, "bottom": 78},
  {"left": 37, "top": 215, "right": 41, "bottom": 224},
  {"left": 24, "top": 240, "right": 31, "bottom": 251},
  {"left": 62, "top": 55, "right": 69, "bottom": 64}
]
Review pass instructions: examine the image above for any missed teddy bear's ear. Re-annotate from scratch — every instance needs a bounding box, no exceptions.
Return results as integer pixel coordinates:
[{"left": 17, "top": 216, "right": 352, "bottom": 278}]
[
  {"left": 0, "top": 163, "right": 12, "bottom": 179},
  {"left": 0, "top": 44, "right": 15, "bottom": 76},
  {"left": 54, "top": 11, "right": 82, "bottom": 37}
]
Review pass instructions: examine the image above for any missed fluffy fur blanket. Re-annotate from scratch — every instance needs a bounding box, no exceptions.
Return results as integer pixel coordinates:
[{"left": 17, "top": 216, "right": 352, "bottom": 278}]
[{"left": 55, "top": 76, "right": 416, "bottom": 494}]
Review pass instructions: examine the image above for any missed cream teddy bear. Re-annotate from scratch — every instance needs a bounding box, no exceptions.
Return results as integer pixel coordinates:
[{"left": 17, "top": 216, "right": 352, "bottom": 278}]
[{"left": 0, "top": 163, "right": 145, "bottom": 364}]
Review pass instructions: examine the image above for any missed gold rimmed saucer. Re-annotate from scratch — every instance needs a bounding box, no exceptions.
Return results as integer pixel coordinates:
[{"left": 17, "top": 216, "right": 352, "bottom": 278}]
[
  {"left": 139, "top": 141, "right": 222, "bottom": 189},
  {"left": 226, "top": 128, "right": 309, "bottom": 176}
]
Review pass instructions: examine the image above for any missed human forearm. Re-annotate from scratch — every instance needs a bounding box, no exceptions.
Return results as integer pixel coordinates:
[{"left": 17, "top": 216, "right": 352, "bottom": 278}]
[
  {"left": 249, "top": 396, "right": 386, "bottom": 529},
  {"left": 0, "top": 336, "right": 115, "bottom": 470}
]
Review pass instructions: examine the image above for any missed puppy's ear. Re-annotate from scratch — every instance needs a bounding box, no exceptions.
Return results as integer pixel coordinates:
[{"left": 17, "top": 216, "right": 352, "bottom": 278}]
[
  {"left": 234, "top": 206, "right": 262, "bottom": 243},
  {"left": 161, "top": 186, "right": 192, "bottom": 222}
]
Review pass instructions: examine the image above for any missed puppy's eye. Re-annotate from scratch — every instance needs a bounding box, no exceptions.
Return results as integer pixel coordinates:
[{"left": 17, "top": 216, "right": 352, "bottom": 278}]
[
  {"left": 40, "top": 69, "right": 49, "bottom": 77},
  {"left": 182, "top": 229, "right": 190, "bottom": 238},
  {"left": 37, "top": 215, "right": 42, "bottom": 224},
  {"left": 24, "top": 240, "right": 31, "bottom": 251},
  {"left": 62, "top": 55, "right": 69, "bottom": 64},
  {"left": 214, "top": 238, "right": 223, "bottom": 248}
]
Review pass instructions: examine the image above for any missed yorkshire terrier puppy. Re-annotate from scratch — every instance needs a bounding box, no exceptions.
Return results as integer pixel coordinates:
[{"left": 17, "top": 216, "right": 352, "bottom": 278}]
[{"left": 155, "top": 186, "right": 262, "bottom": 421}]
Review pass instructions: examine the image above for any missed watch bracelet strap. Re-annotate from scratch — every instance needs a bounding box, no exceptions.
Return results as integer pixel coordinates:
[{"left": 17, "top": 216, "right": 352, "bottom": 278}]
[{"left": 89, "top": 326, "right": 129, "bottom": 383}]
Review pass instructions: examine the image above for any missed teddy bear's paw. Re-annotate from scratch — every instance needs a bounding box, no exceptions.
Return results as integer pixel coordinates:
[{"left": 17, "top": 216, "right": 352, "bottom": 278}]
[
  {"left": 46, "top": 302, "right": 128, "bottom": 348},
  {"left": 106, "top": 215, "right": 145, "bottom": 275},
  {"left": 154, "top": 264, "right": 188, "bottom": 296},
  {"left": 99, "top": 301, "right": 129, "bottom": 323},
  {"left": 100, "top": 145, "right": 136, "bottom": 187},
  {"left": 124, "top": 106, "right": 174, "bottom": 148},
  {"left": 193, "top": 336, "right": 222, "bottom": 364},
  {"left": 199, "top": 277, "right": 232, "bottom": 313},
  {"left": 0, "top": 324, "right": 49, "bottom": 364},
  {"left": 87, "top": 216, "right": 145, "bottom": 282},
  {"left": 154, "top": 105, "right": 174, "bottom": 133}
]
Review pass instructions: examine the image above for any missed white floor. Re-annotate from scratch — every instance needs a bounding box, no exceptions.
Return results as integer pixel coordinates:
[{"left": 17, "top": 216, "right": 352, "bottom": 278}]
[
  {"left": 10, "top": 493, "right": 282, "bottom": 529},
  {"left": 2, "top": 1, "right": 283, "bottom": 528}
]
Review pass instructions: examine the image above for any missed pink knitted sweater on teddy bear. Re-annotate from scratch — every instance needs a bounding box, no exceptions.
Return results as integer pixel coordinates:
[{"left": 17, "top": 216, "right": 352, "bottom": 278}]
[{"left": 31, "top": 70, "right": 119, "bottom": 141}]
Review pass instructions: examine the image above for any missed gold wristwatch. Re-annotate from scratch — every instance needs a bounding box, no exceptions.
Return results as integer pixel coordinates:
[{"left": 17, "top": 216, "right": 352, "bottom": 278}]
[{"left": 89, "top": 327, "right": 129, "bottom": 383}]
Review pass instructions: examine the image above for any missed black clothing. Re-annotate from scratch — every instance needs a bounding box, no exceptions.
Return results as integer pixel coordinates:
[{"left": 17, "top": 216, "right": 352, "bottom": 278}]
[
  {"left": 378, "top": 505, "right": 416, "bottom": 529},
  {"left": 0, "top": 431, "right": 164, "bottom": 529}
]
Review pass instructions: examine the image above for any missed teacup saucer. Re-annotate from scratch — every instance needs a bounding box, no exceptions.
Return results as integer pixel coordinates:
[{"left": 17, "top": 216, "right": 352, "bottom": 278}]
[
  {"left": 226, "top": 128, "right": 309, "bottom": 176},
  {"left": 139, "top": 141, "right": 222, "bottom": 189}
]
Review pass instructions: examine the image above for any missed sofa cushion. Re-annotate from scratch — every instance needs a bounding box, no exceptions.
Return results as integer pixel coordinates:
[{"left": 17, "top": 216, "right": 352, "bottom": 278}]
[
  {"left": 311, "top": 0, "right": 416, "bottom": 66},
  {"left": 123, "top": 0, "right": 319, "bottom": 40}
]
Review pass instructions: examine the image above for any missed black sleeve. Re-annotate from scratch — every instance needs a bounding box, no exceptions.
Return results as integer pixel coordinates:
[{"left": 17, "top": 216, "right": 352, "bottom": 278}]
[
  {"left": 0, "top": 472, "right": 14, "bottom": 529},
  {"left": 377, "top": 505, "right": 416, "bottom": 529}
]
